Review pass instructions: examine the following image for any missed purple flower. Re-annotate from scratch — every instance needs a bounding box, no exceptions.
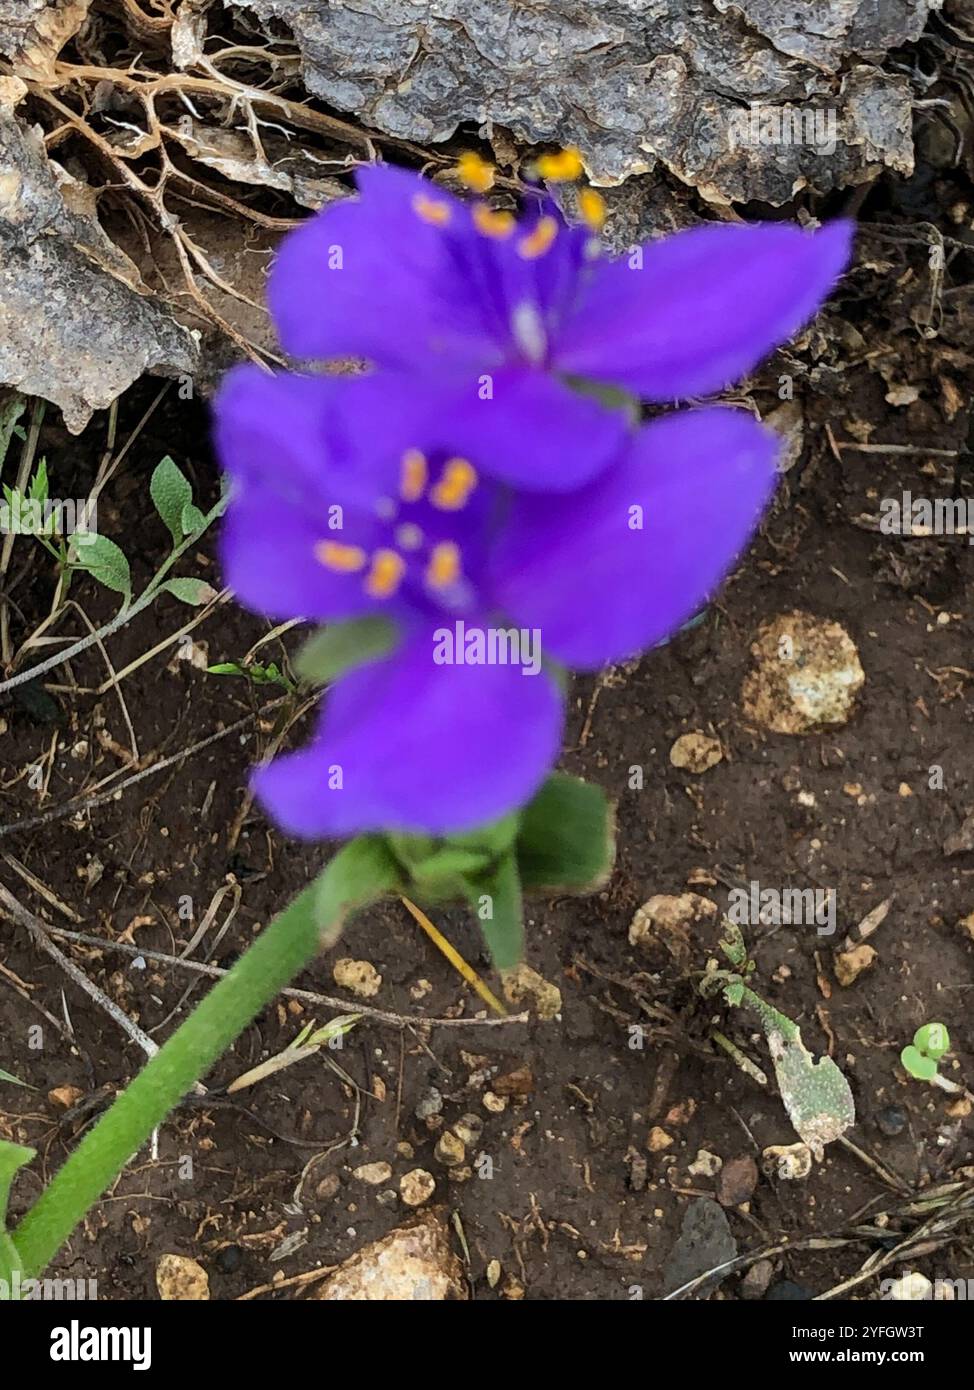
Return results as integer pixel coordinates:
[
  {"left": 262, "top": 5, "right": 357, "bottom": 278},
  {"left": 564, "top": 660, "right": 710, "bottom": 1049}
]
[
  {"left": 268, "top": 161, "right": 853, "bottom": 491},
  {"left": 215, "top": 370, "right": 779, "bottom": 837}
]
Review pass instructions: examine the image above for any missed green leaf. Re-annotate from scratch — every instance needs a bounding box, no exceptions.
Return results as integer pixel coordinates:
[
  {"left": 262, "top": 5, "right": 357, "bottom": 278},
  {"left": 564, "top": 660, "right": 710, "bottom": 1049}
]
[
  {"left": 901, "top": 1045, "right": 938, "bottom": 1081},
  {"left": 387, "top": 833, "right": 438, "bottom": 873},
  {"left": 766, "top": 1024, "right": 856, "bottom": 1160},
  {"left": 0, "top": 1139, "right": 34, "bottom": 1233},
  {"left": 161, "top": 577, "right": 217, "bottom": 606},
  {"left": 449, "top": 813, "right": 521, "bottom": 861},
  {"left": 516, "top": 775, "right": 615, "bottom": 892},
  {"left": 150, "top": 456, "right": 194, "bottom": 546},
  {"left": 207, "top": 660, "right": 292, "bottom": 690},
  {"left": 723, "top": 979, "right": 745, "bottom": 1008},
  {"left": 312, "top": 836, "right": 404, "bottom": 948},
  {"left": 294, "top": 617, "right": 398, "bottom": 687},
  {"left": 719, "top": 921, "right": 750, "bottom": 971},
  {"left": 306, "top": 1014, "right": 361, "bottom": 1048},
  {"left": 27, "top": 457, "right": 48, "bottom": 508},
  {"left": 731, "top": 981, "right": 854, "bottom": 1156},
  {"left": 181, "top": 501, "right": 206, "bottom": 536},
  {"left": 466, "top": 851, "right": 524, "bottom": 971},
  {"left": 915, "top": 1023, "right": 949, "bottom": 1060},
  {"left": 72, "top": 534, "right": 131, "bottom": 596},
  {"left": 0, "top": 1068, "right": 29, "bottom": 1088},
  {"left": 0, "top": 1233, "right": 23, "bottom": 1292},
  {"left": 389, "top": 813, "right": 521, "bottom": 902},
  {"left": 401, "top": 845, "right": 495, "bottom": 897}
]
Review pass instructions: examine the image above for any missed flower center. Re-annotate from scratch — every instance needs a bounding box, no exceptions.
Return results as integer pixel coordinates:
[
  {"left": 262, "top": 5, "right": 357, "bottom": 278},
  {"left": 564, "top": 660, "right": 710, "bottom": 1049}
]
[{"left": 314, "top": 449, "right": 479, "bottom": 610}]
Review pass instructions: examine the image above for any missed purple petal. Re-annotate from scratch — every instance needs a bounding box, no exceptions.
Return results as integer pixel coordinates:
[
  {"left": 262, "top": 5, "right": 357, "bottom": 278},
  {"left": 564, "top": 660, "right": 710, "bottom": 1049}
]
[
  {"left": 555, "top": 220, "right": 853, "bottom": 401},
  {"left": 323, "top": 366, "right": 630, "bottom": 494},
  {"left": 253, "top": 628, "right": 564, "bottom": 836},
  {"left": 214, "top": 366, "right": 386, "bottom": 620},
  {"left": 492, "top": 407, "right": 778, "bottom": 670},
  {"left": 268, "top": 164, "right": 497, "bottom": 370},
  {"left": 214, "top": 364, "right": 340, "bottom": 502},
  {"left": 435, "top": 365, "right": 631, "bottom": 491},
  {"left": 218, "top": 495, "right": 385, "bottom": 623}
]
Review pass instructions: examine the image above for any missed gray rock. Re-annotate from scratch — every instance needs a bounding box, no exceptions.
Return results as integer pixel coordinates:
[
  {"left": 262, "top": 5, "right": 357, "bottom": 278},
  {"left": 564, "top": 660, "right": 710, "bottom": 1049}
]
[
  {"left": 663, "top": 1197, "right": 738, "bottom": 1297},
  {"left": 0, "top": 81, "right": 196, "bottom": 431},
  {"left": 231, "top": 0, "right": 926, "bottom": 203},
  {"left": 0, "top": 0, "right": 90, "bottom": 75},
  {"left": 741, "top": 1257, "right": 775, "bottom": 1299}
]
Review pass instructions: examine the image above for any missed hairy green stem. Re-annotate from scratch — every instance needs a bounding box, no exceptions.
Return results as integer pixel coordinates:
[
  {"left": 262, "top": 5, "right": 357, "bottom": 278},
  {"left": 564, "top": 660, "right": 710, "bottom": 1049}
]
[{"left": 11, "top": 880, "right": 324, "bottom": 1278}]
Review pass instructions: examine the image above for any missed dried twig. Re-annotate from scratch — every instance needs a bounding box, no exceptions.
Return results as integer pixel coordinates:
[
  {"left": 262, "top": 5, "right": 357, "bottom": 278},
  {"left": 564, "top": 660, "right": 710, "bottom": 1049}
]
[
  {"left": 41, "top": 924, "right": 529, "bottom": 1029},
  {"left": 0, "top": 881, "right": 158, "bottom": 1062}
]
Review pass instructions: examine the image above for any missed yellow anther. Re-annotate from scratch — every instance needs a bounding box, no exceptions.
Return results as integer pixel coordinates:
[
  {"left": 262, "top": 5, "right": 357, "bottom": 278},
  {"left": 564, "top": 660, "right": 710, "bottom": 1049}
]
[
  {"left": 517, "top": 215, "right": 558, "bottom": 260},
  {"left": 426, "top": 541, "right": 462, "bottom": 590},
  {"left": 535, "top": 146, "right": 584, "bottom": 182},
  {"left": 578, "top": 187, "right": 606, "bottom": 232},
  {"left": 457, "top": 151, "right": 495, "bottom": 193},
  {"left": 364, "top": 548, "right": 406, "bottom": 600},
  {"left": 472, "top": 204, "right": 515, "bottom": 239},
  {"left": 412, "top": 192, "right": 452, "bottom": 226},
  {"left": 314, "top": 541, "right": 367, "bottom": 573},
  {"left": 430, "top": 457, "right": 478, "bottom": 511},
  {"left": 400, "top": 448, "right": 428, "bottom": 502}
]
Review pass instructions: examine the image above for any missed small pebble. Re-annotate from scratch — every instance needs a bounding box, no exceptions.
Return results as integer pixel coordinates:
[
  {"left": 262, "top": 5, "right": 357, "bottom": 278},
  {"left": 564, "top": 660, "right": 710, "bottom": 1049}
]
[
  {"left": 332, "top": 958, "right": 382, "bottom": 999},
  {"left": 687, "top": 1149, "right": 722, "bottom": 1179},
  {"left": 740, "top": 1258, "right": 775, "bottom": 1300},
  {"left": 718, "top": 1155, "right": 758, "bottom": 1207},
  {"left": 766, "top": 1280, "right": 811, "bottom": 1301},
  {"left": 434, "top": 1130, "right": 466, "bottom": 1167},
  {"left": 352, "top": 1161, "right": 392, "bottom": 1185},
  {"left": 214, "top": 1245, "right": 243, "bottom": 1275},
  {"left": 400, "top": 1169, "right": 436, "bottom": 1207},
  {"left": 453, "top": 1113, "right": 484, "bottom": 1146},
  {"left": 876, "top": 1105, "right": 908, "bottom": 1137},
  {"left": 415, "top": 1087, "right": 443, "bottom": 1120}
]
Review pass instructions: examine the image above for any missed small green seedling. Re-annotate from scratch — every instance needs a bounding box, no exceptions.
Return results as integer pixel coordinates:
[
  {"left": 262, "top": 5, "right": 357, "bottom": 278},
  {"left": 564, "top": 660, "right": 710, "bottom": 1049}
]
[
  {"left": 207, "top": 659, "right": 295, "bottom": 692},
  {"left": 901, "top": 1022, "right": 956, "bottom": 1089},
  {"left": 701, "top": 921, "right": 856, "bottom": 1159},
  {"left": 0, "top": 1066, "right": 32, "bottom": 1089},
  {"left": 226, "top": 1014, "right": 360, "bottom": 1093}
]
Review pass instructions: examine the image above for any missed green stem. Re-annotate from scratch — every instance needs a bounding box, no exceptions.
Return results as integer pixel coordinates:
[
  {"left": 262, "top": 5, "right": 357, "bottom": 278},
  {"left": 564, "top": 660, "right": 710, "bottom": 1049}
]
[{"left": 10, "top": 838, "right": 396, "bottom": 1281}]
